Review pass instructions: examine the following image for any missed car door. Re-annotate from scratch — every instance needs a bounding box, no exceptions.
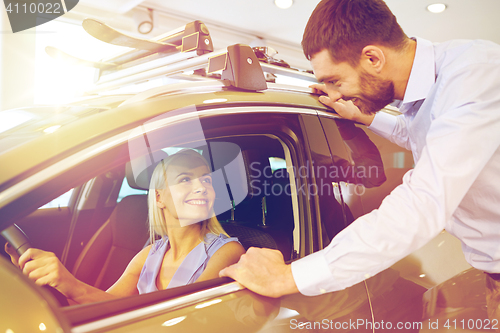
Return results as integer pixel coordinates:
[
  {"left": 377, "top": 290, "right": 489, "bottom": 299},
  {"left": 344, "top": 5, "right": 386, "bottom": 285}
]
[
  {"left": 1, "top": 100, "right": 387, "bottom": 332},
  {"left": 264, "top": 112, "right": 375, "bottom": 333},
  {"left": 51, "top": 104, "right": 376, "bottom": 332},
  {"left": 52, "top": 106, "right": 302, "bottom": 332},
  {"left": 319, "top": 112, "right": 426, "bottom": 331}
]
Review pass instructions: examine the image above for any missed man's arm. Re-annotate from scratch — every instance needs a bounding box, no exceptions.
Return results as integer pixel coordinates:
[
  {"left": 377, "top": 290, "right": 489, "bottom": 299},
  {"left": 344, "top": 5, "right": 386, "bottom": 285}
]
[
  {"left": 294, "top": 63, "right": 500, "bottom": 294},
  {"left": 368, "top": 111, "right": 412, "bottom": 151},
  {"left": 222, "top": 65, "right": 500, "bottom": 297}
]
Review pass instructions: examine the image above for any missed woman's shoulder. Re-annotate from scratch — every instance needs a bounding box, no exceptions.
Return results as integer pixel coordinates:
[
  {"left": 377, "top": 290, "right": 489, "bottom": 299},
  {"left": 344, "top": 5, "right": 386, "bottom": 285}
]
[
  {"left": 192, "top": 234, "right": 245, "bottom": 283},
  {"left": 150, "top": 237, "right": 168, "bottom": 254},
  {"left": 132, "top": 238, "right": 167, "bottom": 264},
  {"left": 204, "top": 233, "right": 244, "bottom": 257},
  {"left": 204, "top": 233, "right": 239, "bottom": 246}
]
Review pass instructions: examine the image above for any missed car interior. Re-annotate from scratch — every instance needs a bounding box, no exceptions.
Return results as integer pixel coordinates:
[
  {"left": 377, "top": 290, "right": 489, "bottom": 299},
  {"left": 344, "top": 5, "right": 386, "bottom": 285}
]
[
  {"left": 1, "top": 132, "right": 299, "bottom": 299},
  {"left": 1, "top": 109, "right": 415, "bottom": 309},
  {"left": 70, "top": 134, "right": 298, "bottom": 292}
]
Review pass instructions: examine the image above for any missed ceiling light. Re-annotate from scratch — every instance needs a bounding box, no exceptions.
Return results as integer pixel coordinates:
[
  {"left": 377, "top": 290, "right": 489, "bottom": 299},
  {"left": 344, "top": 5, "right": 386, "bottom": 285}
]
[
  {"left": 43, "top": 125, "right": 61, "bottom": 134},
  {"left": 275, "top": 0, "right": 293, "bottom": 9},
  {"left": 133, "top": 8, "right": 153, "bottom": 34},
  {"left": 427, "top": 3, "right": 447, "bottom": 13}
]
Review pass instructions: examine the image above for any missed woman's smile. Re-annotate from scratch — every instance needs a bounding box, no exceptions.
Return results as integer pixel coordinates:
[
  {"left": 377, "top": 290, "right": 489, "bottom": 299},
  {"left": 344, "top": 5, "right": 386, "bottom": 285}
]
[{"left": 185, "top": 199, "right": 209, "bottom": 206}]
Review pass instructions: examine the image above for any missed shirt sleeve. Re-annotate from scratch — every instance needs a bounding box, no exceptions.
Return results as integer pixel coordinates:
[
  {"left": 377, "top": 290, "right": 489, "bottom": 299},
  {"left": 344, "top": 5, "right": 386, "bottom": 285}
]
[
  {"left": 292, "top": 63, "right": 500, "bottom": 296},
  {"left": 368, "top": 110, "right": 412, "bottom": 150}
]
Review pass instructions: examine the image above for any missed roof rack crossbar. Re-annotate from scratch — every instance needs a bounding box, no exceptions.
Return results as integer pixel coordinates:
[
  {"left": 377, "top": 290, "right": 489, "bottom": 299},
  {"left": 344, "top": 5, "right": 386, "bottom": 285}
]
[
  {"left": 87, "top": 44, "right": 267, "bottom": 93},
  {"left": 86, "top": 20, "right": 214, "bottom": 80},
  {"left": 76, "top": 20, "right": 321, "bottom": 94},
  {"left": 94, "top": 50, "right": 201, "bottom": 86},
  {"left": 259, "top": 62, "right": 317, "bottom": 83},
  {"left": 88, "top": 50, "right": 216, "bottom": 93}
]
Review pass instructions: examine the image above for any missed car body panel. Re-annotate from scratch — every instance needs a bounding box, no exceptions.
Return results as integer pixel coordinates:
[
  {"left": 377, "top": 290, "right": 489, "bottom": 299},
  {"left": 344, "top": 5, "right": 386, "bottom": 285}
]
[
  {"left": 0, "top": 67, "right": 484, "bottom": 332},
  {"left": 0, "top": 256, "right": 70, "bottom": 333},
  {"left": 420, "top": 269, "right": 493, "bottom": 332}
]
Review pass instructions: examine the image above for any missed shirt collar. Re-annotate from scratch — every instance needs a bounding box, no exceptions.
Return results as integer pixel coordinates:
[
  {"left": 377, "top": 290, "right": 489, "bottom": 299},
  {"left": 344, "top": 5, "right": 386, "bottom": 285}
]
[{"left": 399, "top": 37, "right": 436, "bottom": 111}]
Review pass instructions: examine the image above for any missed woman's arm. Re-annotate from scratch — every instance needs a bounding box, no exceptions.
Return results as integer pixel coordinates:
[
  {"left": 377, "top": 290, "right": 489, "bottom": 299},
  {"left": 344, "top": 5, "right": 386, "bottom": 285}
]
[
  {"left": 105, "top": 246, "right": 151, "bottom": 297},
  {"left": 13, "top": 245, "right": 151, "bottom": 304},
  {"left": 196, "top": 241, "right": 245, "bottom": 282}
]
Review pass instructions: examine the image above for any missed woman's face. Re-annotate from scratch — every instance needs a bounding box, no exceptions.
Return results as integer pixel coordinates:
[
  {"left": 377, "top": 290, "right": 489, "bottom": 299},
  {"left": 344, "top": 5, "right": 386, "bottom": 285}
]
[{"left": 156, "top": 155, "right": 215, "bottom": 227}]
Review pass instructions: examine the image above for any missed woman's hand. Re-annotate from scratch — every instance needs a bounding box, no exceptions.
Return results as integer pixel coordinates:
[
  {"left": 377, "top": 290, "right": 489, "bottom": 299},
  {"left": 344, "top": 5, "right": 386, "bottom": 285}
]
[
  {"left": 6, "top": 242, "right": 128, "bottom": 304},
  {"left": 310, "top": 84, "right": 375, "bottom": 126},
  {"left": 4, "top": 242, "right": 20, "bottom": 268},
  {"left": 17, "top": 248, "right": 79, "bottom": 299}
]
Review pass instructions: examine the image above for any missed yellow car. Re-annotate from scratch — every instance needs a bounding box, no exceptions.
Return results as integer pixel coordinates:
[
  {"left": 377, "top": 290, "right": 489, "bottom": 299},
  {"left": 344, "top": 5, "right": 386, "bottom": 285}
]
[{"left": 0, "top": 20, "right": 486, "bottom": 333}]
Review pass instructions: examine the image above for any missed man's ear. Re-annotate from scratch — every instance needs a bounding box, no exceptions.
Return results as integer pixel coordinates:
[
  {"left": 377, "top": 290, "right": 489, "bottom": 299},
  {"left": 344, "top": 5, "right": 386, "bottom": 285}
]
[
  {"left": 155, "top": 190, "right": 165, "bottom": 209},
  {"left": 360, "top": 45, "right": 385, "bottom": 74}
]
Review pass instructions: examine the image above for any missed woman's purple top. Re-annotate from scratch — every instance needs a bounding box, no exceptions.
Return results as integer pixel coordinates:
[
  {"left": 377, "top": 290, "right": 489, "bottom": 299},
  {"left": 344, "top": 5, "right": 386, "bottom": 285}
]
[{"left": 137, "top": 233, "right": 239, "bottom": 293}]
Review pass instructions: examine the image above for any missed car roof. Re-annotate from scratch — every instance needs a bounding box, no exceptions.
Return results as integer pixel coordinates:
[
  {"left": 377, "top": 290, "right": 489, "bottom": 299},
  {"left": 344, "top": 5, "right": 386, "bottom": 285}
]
[
  {"left": 0, "top": 82, "right": 329, "bottom": 198},
  {"left": 0, "top": 19, "right": 401, "bottom": 212}
]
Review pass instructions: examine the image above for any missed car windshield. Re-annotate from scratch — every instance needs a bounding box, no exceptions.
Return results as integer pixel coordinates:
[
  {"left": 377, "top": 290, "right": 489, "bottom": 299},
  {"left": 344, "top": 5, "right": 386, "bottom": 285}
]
[{"left": 0, "top": 94, "right": 132, "bottom": 156}]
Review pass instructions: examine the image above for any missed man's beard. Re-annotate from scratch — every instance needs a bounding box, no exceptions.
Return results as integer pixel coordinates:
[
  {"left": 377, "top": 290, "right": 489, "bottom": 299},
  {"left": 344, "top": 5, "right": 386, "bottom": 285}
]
[{"left": 353, "top": 71, "right": 395, "bottom": 115}]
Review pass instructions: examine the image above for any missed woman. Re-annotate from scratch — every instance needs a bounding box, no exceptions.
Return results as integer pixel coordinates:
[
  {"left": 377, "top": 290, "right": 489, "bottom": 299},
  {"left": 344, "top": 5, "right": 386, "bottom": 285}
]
[{"left": 6, "top": 149, "right": 245, "bottom": 304}]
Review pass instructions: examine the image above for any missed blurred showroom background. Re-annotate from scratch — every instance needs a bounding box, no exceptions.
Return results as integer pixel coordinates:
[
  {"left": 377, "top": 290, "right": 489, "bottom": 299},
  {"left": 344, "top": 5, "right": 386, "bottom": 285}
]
[{"left": 0, "top": 0, "right": 499, "bottom": 110}]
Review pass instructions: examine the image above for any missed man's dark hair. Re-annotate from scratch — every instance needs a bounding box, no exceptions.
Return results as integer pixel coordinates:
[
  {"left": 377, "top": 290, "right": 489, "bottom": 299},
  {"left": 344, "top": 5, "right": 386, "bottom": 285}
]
[{"left": 302, "top": 0, "right": 407, "bottom": 65}]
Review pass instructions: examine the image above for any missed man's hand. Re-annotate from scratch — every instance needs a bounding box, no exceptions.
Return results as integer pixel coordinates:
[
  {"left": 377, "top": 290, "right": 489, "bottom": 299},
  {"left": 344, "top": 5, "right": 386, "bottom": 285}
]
[
  {"left": 310, "top": 84, "right": 375, "bottom": 126},
  {"left": 219, "top": 247, "right": 299, "bottom": 298}
]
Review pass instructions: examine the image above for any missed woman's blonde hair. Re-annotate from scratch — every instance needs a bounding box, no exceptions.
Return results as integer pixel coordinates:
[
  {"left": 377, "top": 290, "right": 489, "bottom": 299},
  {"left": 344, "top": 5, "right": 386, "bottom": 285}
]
[{"left": 147, "top": 149, "right": 228, "bottom": 244}]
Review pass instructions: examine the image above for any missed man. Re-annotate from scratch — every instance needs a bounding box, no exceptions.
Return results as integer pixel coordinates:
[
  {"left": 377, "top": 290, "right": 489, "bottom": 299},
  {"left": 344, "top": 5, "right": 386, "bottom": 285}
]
[{"left": 220, "top": 0, "right": 500, "bottom": 313}]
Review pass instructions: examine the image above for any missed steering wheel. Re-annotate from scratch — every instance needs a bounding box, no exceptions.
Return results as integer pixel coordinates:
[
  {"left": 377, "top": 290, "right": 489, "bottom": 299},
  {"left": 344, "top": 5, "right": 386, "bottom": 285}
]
[{"left": 1, "top": 224, "right": 69, "bottom": 306}]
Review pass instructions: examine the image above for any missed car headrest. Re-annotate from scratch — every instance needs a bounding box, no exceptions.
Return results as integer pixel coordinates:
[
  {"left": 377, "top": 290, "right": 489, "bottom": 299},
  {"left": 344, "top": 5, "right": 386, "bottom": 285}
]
[{"left": 125, "top": 150, "right": 169, "bottom": 191}]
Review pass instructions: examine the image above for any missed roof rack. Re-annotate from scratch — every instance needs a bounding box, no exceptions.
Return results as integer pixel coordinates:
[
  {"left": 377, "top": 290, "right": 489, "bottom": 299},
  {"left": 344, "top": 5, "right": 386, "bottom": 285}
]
[{"left": 47, "top": 19, "right": 318, "bottom": 94}]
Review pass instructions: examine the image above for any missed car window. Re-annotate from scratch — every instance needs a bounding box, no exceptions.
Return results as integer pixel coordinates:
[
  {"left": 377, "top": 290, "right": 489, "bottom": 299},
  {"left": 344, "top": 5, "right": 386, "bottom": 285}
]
[
  {"left": 39, "top": 188, "right": 74, "bottom": 209},
  {"left": 3, "top": 106, "right": 319, "bottom": 313},
  {"left": 320, "top": 115, "right": 414, "bottom": 218},
  {"left": 129, "top": 120, "right": 299, "bottom": 262},
  {"left": 117, "top": 178, "right": 147, "bottom": 202},
  {"left": 300, "top": 114, "right": 360, "bottom": 250},
  {"left": 349, "top": 120, "right": 414, "bottom": 215}
]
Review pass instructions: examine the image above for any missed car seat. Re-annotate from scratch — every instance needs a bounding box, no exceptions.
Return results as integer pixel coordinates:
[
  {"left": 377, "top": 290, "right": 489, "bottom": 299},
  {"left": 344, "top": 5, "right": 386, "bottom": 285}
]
[
  {"left": 263, "top": 167, "right": 294, "bottom": 261},
  {"left": 71, "top": 163, "right": 149, "bottom": 291},
  {"left": 220, "top": 150, "right": 294, "bottom": 260},
  {"left": 71, "top": 195, "right": 149, "bottom": 290}
]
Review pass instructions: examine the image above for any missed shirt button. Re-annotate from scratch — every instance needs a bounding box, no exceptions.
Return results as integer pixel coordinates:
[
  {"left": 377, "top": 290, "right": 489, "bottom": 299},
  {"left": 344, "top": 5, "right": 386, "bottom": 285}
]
[{"left": 320, "top": 288, "right": 326, "bottom": 294}]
